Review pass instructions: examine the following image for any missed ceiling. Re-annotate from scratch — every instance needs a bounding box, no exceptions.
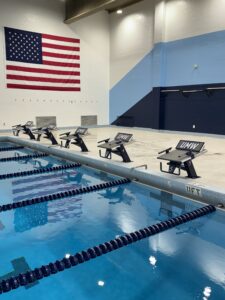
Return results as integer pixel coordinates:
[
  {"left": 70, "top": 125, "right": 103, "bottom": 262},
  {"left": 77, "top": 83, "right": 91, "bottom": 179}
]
[{"left": 65, "top": 0, "right": 143, "bottom": 24}]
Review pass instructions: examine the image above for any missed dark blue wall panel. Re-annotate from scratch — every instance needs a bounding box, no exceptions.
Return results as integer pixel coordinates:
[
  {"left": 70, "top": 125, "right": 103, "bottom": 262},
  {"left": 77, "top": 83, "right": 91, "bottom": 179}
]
[
  {"left": 112, "top": 88, "right": 160, "bottom": 128},
  {"left": 113, "top": 84, "right": 225, "bottom": 135}
]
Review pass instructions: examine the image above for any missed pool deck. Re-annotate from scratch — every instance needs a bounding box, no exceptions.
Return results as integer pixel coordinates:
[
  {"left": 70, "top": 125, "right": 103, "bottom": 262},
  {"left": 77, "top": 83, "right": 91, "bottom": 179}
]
[{"left": 1, "top": 126, "right": 225, "bottom": 206}]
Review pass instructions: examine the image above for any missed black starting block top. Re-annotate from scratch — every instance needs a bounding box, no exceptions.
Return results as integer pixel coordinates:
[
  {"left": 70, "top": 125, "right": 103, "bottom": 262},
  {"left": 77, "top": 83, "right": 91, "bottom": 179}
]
[
  {"left": 33, "top": 125, "right": 57, "bottom": 134},
  {"left": 98, "top": 132, "right": 133, "bottom": 162},
  {"left": 60, "top": 127, "right": 88, "bottom": 141},
  {"left": 12, "top": 121, "right": 35, "bottom": 139},
  {"left": 60, "top": 134, "right": 75, "bottom": 141},
  {"left": 176, "top": 140, "right": 205, "bottom": 153},
  {"left": 25, "top": 121, "right": 34, "bottom": 127},
  {"left": 158, "top": 140, "right": 206, "bottom": 178},
  {"left": 32, "top": 125, "right": 58, "bottom": 144},
  {"left": 75, "top": 127, "right": 88, "bottom": 135},
  {"left": 115, "top": 133, "right": 133, "bottom": 143},
  {"left": 12, "top": 121, "right": 34, "bottom": 130},
  {"left": 60, "top": 127, "right": 89, "bottom": 151},
  {"left": 158, "top": 140, "right": 205, "bottom": 163},
  {"left": 98, "top": 132, "right": 133, "bottom": 150}
]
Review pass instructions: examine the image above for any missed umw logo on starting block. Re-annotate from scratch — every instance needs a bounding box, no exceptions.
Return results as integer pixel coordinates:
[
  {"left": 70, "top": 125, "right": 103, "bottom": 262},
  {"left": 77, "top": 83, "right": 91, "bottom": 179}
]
[
  {"left": 115, "top": 133, "right": 133, "bottom": 143},
  {"left": 176, "top": 140, "right": 205, "bottom": 153}
]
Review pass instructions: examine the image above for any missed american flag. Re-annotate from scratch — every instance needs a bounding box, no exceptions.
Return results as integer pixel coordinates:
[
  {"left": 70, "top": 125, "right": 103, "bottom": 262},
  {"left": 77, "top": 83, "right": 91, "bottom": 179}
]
[
  {"left": 12, "top": 170, "right": 83, "bottom": 232},
  {"left": 4, "top": 27, "right": 81, "bottom": 91}
]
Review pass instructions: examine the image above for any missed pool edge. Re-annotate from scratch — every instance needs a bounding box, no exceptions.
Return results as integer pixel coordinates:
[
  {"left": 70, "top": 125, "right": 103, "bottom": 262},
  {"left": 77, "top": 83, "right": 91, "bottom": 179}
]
[{"left": 1, "top": 135, "right": 225, "bottom": 207}]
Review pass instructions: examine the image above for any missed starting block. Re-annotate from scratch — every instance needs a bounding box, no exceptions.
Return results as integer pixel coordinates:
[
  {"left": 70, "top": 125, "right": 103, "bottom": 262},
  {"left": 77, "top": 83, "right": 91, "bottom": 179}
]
[
  {"left": 157, "top": 140, "right": 206, "bottom": 178},
  {"left": 33, "top": 125, "right": 58, "bottom": 145},
  {"left": 98, "top": 132, "right": 133, "bottom": 163},
  {"left": 60, "top": 127, "right": 88, "bottom": 152},
  {"left": 12, "top": 121, "right": 35, "bottom": 140}
]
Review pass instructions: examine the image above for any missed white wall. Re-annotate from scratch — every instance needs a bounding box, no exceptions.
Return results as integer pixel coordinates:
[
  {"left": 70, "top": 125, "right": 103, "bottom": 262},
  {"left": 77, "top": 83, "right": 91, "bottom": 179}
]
[
  {"left": 109, "top": 0, "right": 155, "bottom": 88},
  {"left": 165, "top": 0, "right": 225, "bottom": 41},
  {"left": 69, "top": 11, "right": 110, "bottom": 126},
  {"left": 153, "top": 0, "right": 166, "bottom": 44},
  {"left": 0, "top": 0, "right": 109, "bottom": 129}
]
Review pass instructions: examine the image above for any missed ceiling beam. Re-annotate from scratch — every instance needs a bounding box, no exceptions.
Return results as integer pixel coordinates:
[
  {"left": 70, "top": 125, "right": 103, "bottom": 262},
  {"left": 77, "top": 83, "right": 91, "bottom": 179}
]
[
  {"left": 107, "top": 0, "right": 143, "bottom": 13},
  {"left": 65, "top": 0, "right": 117, "bottom": 24},
  {"left": 65, "top": 0, "right": 144, "bottom": 24}
]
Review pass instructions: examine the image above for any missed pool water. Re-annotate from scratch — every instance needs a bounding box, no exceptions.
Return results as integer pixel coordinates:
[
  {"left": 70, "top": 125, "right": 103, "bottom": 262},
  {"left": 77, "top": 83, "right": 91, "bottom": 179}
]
[
  {"left": 0, "top": 144, "right": 224, "bottom": 299},
  {"left": 0, "top": 149, "right": 65, "bottom": 175}
]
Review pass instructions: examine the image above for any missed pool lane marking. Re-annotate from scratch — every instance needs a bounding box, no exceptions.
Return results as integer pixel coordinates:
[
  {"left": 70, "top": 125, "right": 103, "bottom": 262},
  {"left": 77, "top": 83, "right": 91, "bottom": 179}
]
[
  {"left": 0, "top": 257, "right": 39, "bottom": 290},
  {"left": 0, "top": 162, "right": 81, "bottom": 180},
  {"left": 0, "top": 204, "right": 216, "bottom": 294},
  {"left": 0, "top": 178, "right": 130, "bottom": 213},
  {"left": 0, "top": 153, "right": 48, "bottom": 163}
]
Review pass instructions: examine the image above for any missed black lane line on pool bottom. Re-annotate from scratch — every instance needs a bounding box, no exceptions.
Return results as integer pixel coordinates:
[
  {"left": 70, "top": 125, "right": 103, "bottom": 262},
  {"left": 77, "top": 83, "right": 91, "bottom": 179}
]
[
  {"left": 0, "top": 204, "right": 215, "bottom": 294},
  {"left": 0, "top": 162, "right": 81, "bottom": 180},
  {"left": 0, "top": 178, "right": 130, "bottom": 213},
  {"left": 0, "top": 257, "right": 39, "bottom": 289},
  {"left": 0, "top": 153, "right": 48, "bottom": 163},
  {"left": 0, "top": 146, "right": 24, "bottom": 152}
]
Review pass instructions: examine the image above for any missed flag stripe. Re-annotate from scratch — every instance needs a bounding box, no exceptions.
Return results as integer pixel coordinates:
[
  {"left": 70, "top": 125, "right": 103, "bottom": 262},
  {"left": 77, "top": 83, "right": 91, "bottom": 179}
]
[
  {"left": 42, "top": 47, "right": 78, "bottom": 55},
  {"left": 7, "top": 61, "right": 80, "bottom": 71},
  {"left": 7, "top": 84, "right": 81, "bottom": 91},
  {"left": 8, "top": 71, "right": 79, "bottom": 79},
  {"left": 42, "top": 42, "right": 80, "bottom": 52},
  {"left": 6, "top": 65, "right": 80, "bottom": 76},
  {"left": 42, "top": 56, "right": 74, "bottom": 63},
  {"left": 42, "top": 56, "right": 79, "bottom": 63},
  {"left": 7, "top": 80, "right": 79, "bottom": 87},
  {"left": 7, "top": 74, "right": 80, "bottom": 84},
  {"left": 42, "top": 38, "right": 78, "bottom": 48},
  {"left": 43, "top": 60, "right": 80, "bottom": 68},
  {"left": 42, "top": 51, "right": 80, "bottom": 60},
  {"left": 42, "top": 33, "right": 80, "bottom": 44}
]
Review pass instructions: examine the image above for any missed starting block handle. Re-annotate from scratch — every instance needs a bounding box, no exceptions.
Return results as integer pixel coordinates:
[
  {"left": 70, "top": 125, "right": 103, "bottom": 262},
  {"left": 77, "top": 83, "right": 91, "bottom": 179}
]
[
  {"left": 98, "top": 138, "right": 110, "bottom": 144},
  {"left": 32, "top": 127, "right": 42, "bottom": 132},
  {"left": 160, "top": 162, "right": 181, "bottom": 176},
  {"left": 158, "top": 147, "right": 172, "bottom": 155},
  {"left": 185, "top": 150, "right": 195, "bottom": 159},
  {"left": 59, "top": 131, "right": 71, "bottom": 137},
  {"left": 99, "top": 149, "right": 111, "bottom": 159}
]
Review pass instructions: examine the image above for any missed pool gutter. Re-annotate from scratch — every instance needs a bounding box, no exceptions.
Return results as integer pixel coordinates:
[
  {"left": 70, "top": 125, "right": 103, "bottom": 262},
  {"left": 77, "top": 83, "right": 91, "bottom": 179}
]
[{"left": 1, "top": 135, "right": 225, "bottom": 207}]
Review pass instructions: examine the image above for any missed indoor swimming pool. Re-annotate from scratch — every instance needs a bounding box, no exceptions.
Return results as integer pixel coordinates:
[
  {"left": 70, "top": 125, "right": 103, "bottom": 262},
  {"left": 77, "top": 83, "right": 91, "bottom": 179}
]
[{"left": 0, "top": 142, "right": 224, "bottom": 299}]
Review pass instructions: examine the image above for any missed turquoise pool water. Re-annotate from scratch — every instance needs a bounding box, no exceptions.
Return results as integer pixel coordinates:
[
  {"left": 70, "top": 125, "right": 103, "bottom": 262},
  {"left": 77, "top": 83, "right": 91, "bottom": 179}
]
[{"left": 0, "top": 144, "right": 224, "bottom": 299}]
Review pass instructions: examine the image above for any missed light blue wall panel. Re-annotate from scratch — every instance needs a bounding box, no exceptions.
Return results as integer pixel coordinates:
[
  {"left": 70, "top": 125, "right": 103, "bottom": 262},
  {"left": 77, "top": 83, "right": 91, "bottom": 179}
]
[
  {"left": 109, "top": 52, "right": 153, "bottom": 123},
  {"left": 110, "top": 30, "right": 225, "bottom": 123},
  {"left": 164, "top": 30, "right": 225, "bottom": 86}
]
